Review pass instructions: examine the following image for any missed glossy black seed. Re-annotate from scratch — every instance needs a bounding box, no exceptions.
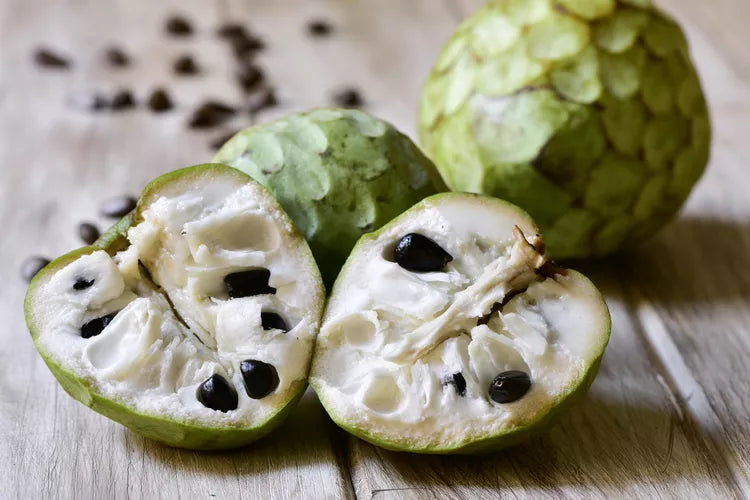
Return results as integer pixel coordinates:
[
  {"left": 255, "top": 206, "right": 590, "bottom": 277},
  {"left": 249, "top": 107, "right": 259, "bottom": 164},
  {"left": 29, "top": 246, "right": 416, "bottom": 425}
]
[
  {"left": 197, "top": 374, "right": 238, "bottom": 412},
  {"left": 99, "top": 195, "right": 137, "bottom": 218},
  {"left": 209, "top": 129, "right": 239, "bottom": 151},
  {"left": 173, "top": 54, "right": 199, "bottom": 75},
  {"left": 224, "top": 269, "right": 276, "bottom": 298},
  {"left": 68, "top": 91, "right": 108, "bottom": 111},
  {"left": 147, "top": 88, "right": 173, "bottom": 112},
  {"left": 165, "top": 15, "right": 193, "bottom": 36},
  {"left": 34, "top": 48, "right": 71, "bottom": 69},
  {"left": 78, "top": 222, "right": 100, "bottom": 245},
  {"left": 247, "top": 87, "right": 278, "bottom": 114},
  {"left": 307, "top": 20, "right": 333, "bottom": 37},
  {"left": 73, "top": 278, "right": 95, "bottom": 291},
  {"left": 111, "top": 90, "right": 135, "bottom": 110},
  {"left": 450, "top": 372, "right": 466, "bottom": 397},
  {"left": 81, "top": 313, "right": 117, "bottom": 339},
  {"left": 188, "top": 101, "right": 236, "bottom": 129},
  {"left": 261, "top": 312, "right": 288, "bottom": 332},
  {"left": 394, "top": 233, "right": 453, "bottom": 272},
  {"left": 240, "top": 359, "right": 279, "bottom": 399},
  {"left": 332, "top": 88, "right": 363, "bottom": 108},
  {"left": 21, "top": 256, "right": 51, "bottom": 282},
  {"left": 236, "top": 64, "right": 264, "bottom": 93},
  {"left": 105, "top": 46, "right": 130, "bottom": 67},
  {"left": 489, "top": 370, "right": 531, "bottom": 404}
]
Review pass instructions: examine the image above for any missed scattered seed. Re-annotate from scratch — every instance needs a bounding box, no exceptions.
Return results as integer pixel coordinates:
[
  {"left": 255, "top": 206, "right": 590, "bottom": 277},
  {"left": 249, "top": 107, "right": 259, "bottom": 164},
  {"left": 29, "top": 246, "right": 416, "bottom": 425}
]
[
  {"left": 448, "top": 372, "right": 466, "bottom": 397},
  {"left": 489, "top": 370, "right": 531, "bottom": 404},
  {"left": 68, "top": 91, "right": 108, "bottom": 112},
  {"left": 197, "top": 374, "right": 238, "bottom": 412},
  {"left": 165, "top": 15, "right": 193, "bottom": 37},
  {"left": 237, "top": 64, "right": 264, "bottom": 93},
  {"left": 247, "top": 86, "right": 277, "bottom": 114},
  {"left": 240, "top": 359, "right": 279, "bottom": 399},
  {"left": 224, "top": 269, "right": 276, "bottom": 298},
  {"left": 209, "top": 129, "right": 239, "bottom": 151},
  {"left": 105, "top": 46, "right": 130, "bottom": 67},
  {"left": 21, "top": 256, "right": 51, "bottom": 282},
  {"left": 34, "top": 48, "right": 71, "bottom": 69},
  {"left": 78, "top": 222, "right": 100, "bottom": 245},
  {"left": 111, "top": 90, "right": 136, "bottom": 110},
  {"left": 229, "top": 32, "right": 265, "bottom": 60},
  {"left": 394, "top": 233, "right": 453, "bottom": 272},
  {"left": 332, "top": 87, "right": 363, "bottom": 108},
  {"left": 173, "top": 54, "right": 199, "bottom": 75},
  {"left": 99, "top": 195, "right": 137, "bottom": 218},
  {"left": 81, "top": 313, "right": 118, "bottom": 339},
  {"left": 217, "top": 23, "right": 247, "bottom": 40},
  {"left": 73, "top": 278, "right": 95, "bottom": 291},
  {"left": 188, "top": 101, "right": 236, "bottom": 128},
  {"left": 260, "top": 312, "right": 288, "bottom": 332},
  {"left": 307, "top": 19, "right": 333, "bottom": 37},
  {"left": 147, "top": 88, "right": 173, "bottom": 112}
]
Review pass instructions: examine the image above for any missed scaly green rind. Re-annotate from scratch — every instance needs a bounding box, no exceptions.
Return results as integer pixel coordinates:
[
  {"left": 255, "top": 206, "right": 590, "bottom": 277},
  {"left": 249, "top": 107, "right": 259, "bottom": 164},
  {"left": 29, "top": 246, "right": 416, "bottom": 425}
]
[{"left": 214, "top": 108, "right": 446, "bottom": 289}]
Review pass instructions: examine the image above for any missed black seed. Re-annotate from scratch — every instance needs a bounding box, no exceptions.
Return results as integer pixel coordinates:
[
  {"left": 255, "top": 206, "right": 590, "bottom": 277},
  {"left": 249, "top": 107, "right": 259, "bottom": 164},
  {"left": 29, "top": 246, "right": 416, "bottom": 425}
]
[
  {"left": 394, "top": 233, "right": 453, "bottom": 272},
  {"left": 99, "top": 195, "right": 137, "bottom": 218},
  {"left": 489, "top": 370, "right": 531, "bottom": 404},
  {"left": 450, "top": 372, "right": 467, "bottom": 397},
  {"left": 188, "top": 101, "right": 236, "bottom": 129},
  {"left": 307, "top": 20, "right": 333, "bottom": 37},
  {"left": 34, "top": 48, "right": 71, "bottom": 69},
  {"left": 173, "top": 54, "right": 199, "bottom": 75},
  {"left": 229, "top": 33, "right": 265, "bottom": 60},
  {"left": 111, "top": 90, "right": 135, "bottom": 110},
  {"left": 68, "top": 91, "right": 108, "bottom": 111},
  {"left": 81, "top": 313, "right": 118, "bottom": 339},
  {"left": 21, "top": 256, "right": 51, "bottom": 282},
  {"left": 197, "top": 374, "right": 238, "bottom": 412},
  {"left": 240, "top": 359, "right": 279, "bottom": 399},
  {"left": 224, "top": 269, "right": 276, "bottom": 298},
  {"left": 105, "top": 46, "right": 130, "bottom": 67},
  {"left": 236, "top": 64, "right": 264, "bottom": 94},
  {"left": 332, "top": 88, "right": 363, "bottom": 108},
  {"left": 261, "top": 312, "right": 288, "bottom": 332},
  {"left": 247, "top": 87, "right": 278, "bottom": 114},
  {"left": 217, "top": 23, "right": 247, "bottom": 40},
  {"left": 165, "top": 15, "right": 193, "bottom": 36},
  {"left": 147, "top": 88, "right": 173, "bottom": 112},
  {"left": 73, "top": 278, "right": 95, "bottom": 291},
  {"left": 209, "top": 129, "right": 239, "bottom": 151},
  {"left": 78, "top": 222, "right": 100, "bottom": 245}
]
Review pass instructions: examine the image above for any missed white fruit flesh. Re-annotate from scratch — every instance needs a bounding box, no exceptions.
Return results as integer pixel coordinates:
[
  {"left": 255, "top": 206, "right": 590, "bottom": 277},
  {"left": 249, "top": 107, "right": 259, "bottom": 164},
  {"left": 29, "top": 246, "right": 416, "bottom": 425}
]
[
  {"left": 31, "top": 174, "right": 323, "bottom": 427},
  {"left": 311, "top": 195, "right": 609, "bottom": 450}
]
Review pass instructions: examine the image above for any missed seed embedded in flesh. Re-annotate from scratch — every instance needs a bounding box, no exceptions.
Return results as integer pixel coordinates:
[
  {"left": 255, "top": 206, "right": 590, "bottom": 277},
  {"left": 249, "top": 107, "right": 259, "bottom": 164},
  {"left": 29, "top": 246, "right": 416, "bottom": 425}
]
[
  {"left": 34, "top": 48, "right": 71, "bottom": 69},
  {"left": 197, "top": 374, "right": 238, "bottom": 412},
  {"left": 73, "top": 278, "right": 95, "bottom": 291},
  {"left": 165, "top": 15, "right": 193, "bottom": 37},
  {"left": 260, "top": 312, "right": 288, "bottom": 332},
  {"left": 78, "top": 222, "right": 100, "bottom": 245},
  {"left": 449, "top": 372, "right": 466, "bottom": 397},
  {"left": 81, "top": 313, "right": 118, "bottom": 339},
  {"left": 111, "top": 90, "right": 136, "bottom": 110},
  {"left": 307, "top": 20, "right": 333, "bottom": 37},
  {"left": 147, "top": 88, "right": 173, "bottom": 112},
  {"left": 240, "top": 359, "right": 279, "bottom": 399},
  {"left": 173, "top": 54, "right": 199, "bottom": 75},
  {"left": 224, "top": 269, "right": 276, "bottom": 298},
  {"left": 489, "top": 371, "right": 531, "bottom": 404},
  {"left": 394, "top": 233, "right": 453, "bottom": 272},
  {"left": 105, "top": 46, "right": 130, "bottom": 67}
]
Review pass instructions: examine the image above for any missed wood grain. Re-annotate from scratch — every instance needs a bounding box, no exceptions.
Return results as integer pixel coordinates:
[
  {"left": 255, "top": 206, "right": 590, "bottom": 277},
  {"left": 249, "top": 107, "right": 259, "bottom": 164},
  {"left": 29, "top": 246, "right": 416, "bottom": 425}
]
[{"left": 1, "top": 0, "right": 749, "bottom": 498}]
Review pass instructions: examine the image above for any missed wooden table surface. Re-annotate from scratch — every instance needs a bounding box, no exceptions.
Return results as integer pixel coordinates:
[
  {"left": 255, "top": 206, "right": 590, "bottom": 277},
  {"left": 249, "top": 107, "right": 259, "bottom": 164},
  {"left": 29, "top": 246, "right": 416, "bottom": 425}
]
[{"left": 1, "top": 0, "right": 749, "bottom": 498}]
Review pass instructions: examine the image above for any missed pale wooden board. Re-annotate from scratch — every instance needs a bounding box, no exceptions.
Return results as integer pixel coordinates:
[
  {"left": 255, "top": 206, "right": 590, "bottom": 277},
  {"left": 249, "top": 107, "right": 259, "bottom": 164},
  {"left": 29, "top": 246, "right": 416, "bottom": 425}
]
[{"left": 1, "top": 0, "right": 749, "bottom": 499}]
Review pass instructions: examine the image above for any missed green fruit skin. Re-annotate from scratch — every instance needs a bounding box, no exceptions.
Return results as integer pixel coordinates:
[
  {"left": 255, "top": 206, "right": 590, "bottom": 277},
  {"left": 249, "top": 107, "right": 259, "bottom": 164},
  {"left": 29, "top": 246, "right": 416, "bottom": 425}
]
[
  {"left": 310, "top": 192, "right": 611, "bottom": 454},
  {"left": 213, "top": 108, "right": 446, "bottom": 289},
  {"left": 25, "top": 164, "right": 322, "bottom": 450},
  {"left": 418, "top": 0, "right": 711, "bottom": 259}
]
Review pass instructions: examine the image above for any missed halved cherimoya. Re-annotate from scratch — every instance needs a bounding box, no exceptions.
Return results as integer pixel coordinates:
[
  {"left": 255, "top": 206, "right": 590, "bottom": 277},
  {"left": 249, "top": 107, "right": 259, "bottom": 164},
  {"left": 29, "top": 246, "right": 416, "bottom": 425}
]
[
  {"left": 24, "top": 164, "right": 325, "bottom": 449},
  {"left": 310, "top": 193, "right": 610, "bottom": 453}
]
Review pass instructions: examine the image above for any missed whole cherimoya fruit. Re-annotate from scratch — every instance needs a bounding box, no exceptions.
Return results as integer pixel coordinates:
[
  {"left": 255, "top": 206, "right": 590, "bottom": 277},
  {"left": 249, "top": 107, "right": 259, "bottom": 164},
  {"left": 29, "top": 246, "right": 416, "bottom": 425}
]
[
  {"left": 310, "top": 193, "right": 610, "bottom": 453},
  {"left": 418, "top": 0, "right": 710, "bottom": 259},
  {"left": 25, "top": 165, "right": 325, "bottom": 449},
  {"left": 214, "top": 108, "right": 445, "bottom": 288}
]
